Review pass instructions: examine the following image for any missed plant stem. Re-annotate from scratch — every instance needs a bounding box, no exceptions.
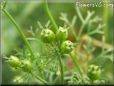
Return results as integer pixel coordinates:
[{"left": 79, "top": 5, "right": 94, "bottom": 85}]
[
  {"left": 2, "top": 9, "right": 35, "bottom": 60},
  {"left": 58, "top": 55, "right": 64, "bottom": 83},
  {"left": 43, "top": 0, "right": 64, "bottom": 83},
  {"left": 43, "top": 0, "right": 58, "bottom": 32},
  {"left": 36, "top": 62, "right": 45, "bottom": 79},
  {"left": 76, "top": 6, "right": 84, "bottom": 23},
  {"left": 69, "top": 53, "right": 83, "bottom": 75},
  {"left": 103, "top": 2, "right": 109, "bottom": 42},
  {"left": 31, "top": 72, "right": 48, "bottom": 84}
]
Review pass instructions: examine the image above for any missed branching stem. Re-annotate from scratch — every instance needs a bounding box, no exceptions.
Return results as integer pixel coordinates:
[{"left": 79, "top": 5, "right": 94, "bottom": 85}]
[{"left": 58, "top": 55, "right": 64, "bottom": 83}]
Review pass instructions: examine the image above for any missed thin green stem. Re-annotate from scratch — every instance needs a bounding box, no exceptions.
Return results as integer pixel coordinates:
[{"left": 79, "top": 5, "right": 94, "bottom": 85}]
[
  {"left": 76, "top": 6, "right": 84, "bottom": 23},
  {"left": 58, "top": 55, "right": 64, "bottom": 83},
  {"left": 31, "top": 72, "right": 48, "bottom": 84},
  {"left": 103, "top": 2, "right": 109, "bottom": 42},
  {"left": 36, "top": 62, "right": 45, "bottom": 79},
  {"left": 2, "top": 9, "right": 35, "bottom": 60},
  {"left": 71, "top": 16, "right": 78, "bottom": 42},
  {"left": 69, "top": 53, "right": 83, "bottom": 75},
  {"left": 43, "top": 0, "right": 58, "bottom": 32},
  {"left": 77, "top": 23, "right": 85, "bottom": 42}
]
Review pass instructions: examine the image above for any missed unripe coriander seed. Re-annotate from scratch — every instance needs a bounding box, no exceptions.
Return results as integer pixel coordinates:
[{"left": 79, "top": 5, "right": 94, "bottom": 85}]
[
  {"left": 8, "top": 56, "right": 20, "bottom": 68},
  {"left": 61, "top": 40, "right": 74, "bottom": 54},
  {"left": 87, "top": 65, "right": 101, "bottom": 81},
  {"left": 40, "top": 29, "right": 55, "bottom": 43},
  {"left": 56, "top": 27, "right": 68, "bottom": 41},
  {"left": 21, "top": 60, "right": 32, "bottom": 72}
]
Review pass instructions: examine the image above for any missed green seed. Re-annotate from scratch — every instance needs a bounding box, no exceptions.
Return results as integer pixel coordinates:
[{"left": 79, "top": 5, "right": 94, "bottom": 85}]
[
  {"left": 56, "top": 27, "right": 68, "bottom": 42},
  {"left": 61, "top": 40, "right": 74, "bottom": 54},
  {"left": 40, "top": 29, "right": 55, "bottom": 43}
]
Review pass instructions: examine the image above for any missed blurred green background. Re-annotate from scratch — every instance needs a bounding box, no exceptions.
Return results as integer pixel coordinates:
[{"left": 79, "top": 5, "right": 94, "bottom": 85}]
[{"left": 1, "top": 1, "right": 113, "bottom": 84}]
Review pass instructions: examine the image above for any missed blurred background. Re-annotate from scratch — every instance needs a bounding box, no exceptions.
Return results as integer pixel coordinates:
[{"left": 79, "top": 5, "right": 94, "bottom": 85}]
[{"left": 1, "top": 1, "right": 113, "bottom": 84}]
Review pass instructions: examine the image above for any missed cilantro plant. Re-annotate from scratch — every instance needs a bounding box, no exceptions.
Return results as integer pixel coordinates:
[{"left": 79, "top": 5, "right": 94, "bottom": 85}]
[{"left": 1, "top": 0, "right": 113, "bottom": 85}]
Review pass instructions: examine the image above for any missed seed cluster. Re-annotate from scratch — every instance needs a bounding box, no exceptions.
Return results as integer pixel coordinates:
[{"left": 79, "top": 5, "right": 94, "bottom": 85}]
[
  {"left": 87, "top": 65, "right": 101, "bottom": 81},
  {"left": 40, "top": 27, "right": 74, "bottom": 54},
  {"left": 8, "top": 56, "right": 32, "bottom": 72}
]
